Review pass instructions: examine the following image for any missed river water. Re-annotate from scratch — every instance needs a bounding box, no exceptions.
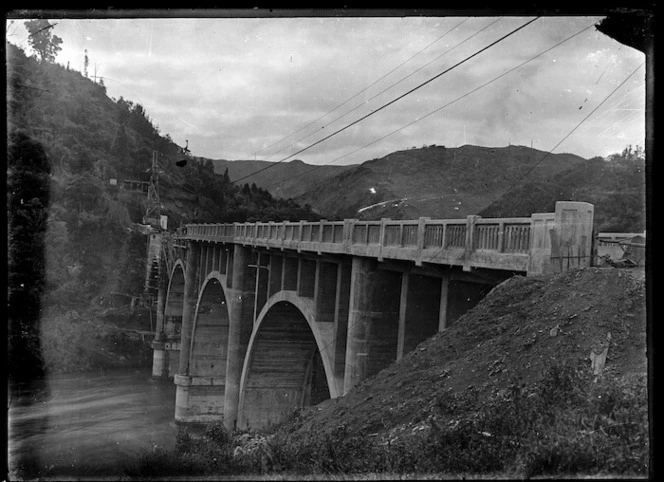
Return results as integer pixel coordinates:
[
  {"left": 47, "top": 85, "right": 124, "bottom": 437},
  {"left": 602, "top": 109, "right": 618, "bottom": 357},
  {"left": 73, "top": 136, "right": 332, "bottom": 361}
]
[{"left": 8, "top": 368, "right": 177, "bottom": 480}]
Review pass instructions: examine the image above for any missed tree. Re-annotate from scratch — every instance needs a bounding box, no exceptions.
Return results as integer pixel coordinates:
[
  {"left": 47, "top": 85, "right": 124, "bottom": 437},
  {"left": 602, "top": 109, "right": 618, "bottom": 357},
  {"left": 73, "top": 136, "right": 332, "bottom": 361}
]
[{"left": 25, "top": 19, "right": 63, "bottom": 63}]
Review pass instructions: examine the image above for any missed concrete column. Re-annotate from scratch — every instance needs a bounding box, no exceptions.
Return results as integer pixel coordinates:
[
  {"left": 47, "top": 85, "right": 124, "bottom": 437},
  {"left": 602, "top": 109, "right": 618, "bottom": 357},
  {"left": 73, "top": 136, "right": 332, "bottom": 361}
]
[
  {"left": 178, "top": 241, "right": 200, "bottom": 376},
  {"left": 268, "top": 255, "right": 284, "bottom": 297},
  {"left": 333, "top": 261, "right": 351, "bottom": 395},
  {"left": 151, "top": 272, "right": 169, "bottom": 378},
  {"left": 343, "top": 257, "right": 400, "bottom": 394},
  {"left": 315, "top": 261, "right": 338, "bottom": 323},
  {"left": 298, "top": 259, "right": 316, "bottom": 298},
  {"left": 438, "top": 277, "right": 450, "bottom": 331},
  {"left": 283, "top": 256, "right": 298, "bottom": 291},
  {"left": 224, "top": 244, "right": 254, "bottom": 430},
  {"left": 463, "top": 215, "right": 481, "bottom": 271},
  {"left": 397, "top": 272, "right": 409, "bottom": 360}
]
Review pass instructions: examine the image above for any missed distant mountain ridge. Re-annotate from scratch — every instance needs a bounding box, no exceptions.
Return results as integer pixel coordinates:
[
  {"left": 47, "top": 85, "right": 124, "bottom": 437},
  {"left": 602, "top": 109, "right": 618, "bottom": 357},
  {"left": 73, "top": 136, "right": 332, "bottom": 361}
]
[
  {"left": 212, "top": 158, "right": 356, "bottom": 200},
  {"left": 292, "top": 144, "right": 587, "bottom": 221}
]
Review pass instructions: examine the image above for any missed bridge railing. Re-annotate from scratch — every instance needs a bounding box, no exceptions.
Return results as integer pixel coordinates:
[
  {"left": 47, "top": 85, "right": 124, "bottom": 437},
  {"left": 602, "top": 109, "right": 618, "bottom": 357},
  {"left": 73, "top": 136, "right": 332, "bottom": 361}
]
[
  {"left": 166, "top": 202, "right": 595, "bottom": 277},
  {"left": 184, "top": 215, "right": 536, "bottom": 272}
]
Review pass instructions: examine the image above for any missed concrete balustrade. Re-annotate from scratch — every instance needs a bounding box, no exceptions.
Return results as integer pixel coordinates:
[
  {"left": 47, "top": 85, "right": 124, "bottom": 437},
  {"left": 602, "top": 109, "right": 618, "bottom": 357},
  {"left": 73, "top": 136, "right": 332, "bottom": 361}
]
[{"left": 184, "top": 210, "right": 559, "bottom": 275}]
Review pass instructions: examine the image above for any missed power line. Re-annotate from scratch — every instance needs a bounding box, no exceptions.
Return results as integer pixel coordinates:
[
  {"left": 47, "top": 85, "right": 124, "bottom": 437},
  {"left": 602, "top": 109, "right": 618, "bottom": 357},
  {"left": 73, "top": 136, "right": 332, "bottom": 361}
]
[
  {"left": 254, "top": 18, "right": 471, "bottom": 160},
  {"left": 232, "top": 17, "right": 540, "bottom": 185},
  {"left": 263, "top": 21, "right": 597, "bottom": 191},
  {"left": 488, "top": 61, "right": 645, "bottom": 207},
  {"left": 261, "top": 17, "right": 502, "bottom": 164},
  {"left": 422, "top": 60, "right": 645, "bottom": 261}
]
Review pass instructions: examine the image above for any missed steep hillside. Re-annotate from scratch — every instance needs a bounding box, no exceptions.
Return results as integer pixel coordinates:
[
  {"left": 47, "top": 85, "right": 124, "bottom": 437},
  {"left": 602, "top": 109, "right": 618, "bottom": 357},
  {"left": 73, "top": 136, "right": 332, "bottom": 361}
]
[
  {"left": 295, "top": 144, "right": 586, "bottom": 220},
  {"left": 212, "top": 158, "right": 356, "bottom": 200},
  {"left": 6, "top": 40, "right": 319, "bottom": 376},
  {"left": 480, "top": 150, "right": 646, "bottom": 232}
]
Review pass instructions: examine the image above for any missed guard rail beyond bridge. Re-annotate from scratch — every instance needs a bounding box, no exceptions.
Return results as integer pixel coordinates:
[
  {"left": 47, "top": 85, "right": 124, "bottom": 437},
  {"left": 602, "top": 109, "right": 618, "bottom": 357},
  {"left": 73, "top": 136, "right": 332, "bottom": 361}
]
[{"left": 151, "top": 201, "right": 594, "bottom": 431}]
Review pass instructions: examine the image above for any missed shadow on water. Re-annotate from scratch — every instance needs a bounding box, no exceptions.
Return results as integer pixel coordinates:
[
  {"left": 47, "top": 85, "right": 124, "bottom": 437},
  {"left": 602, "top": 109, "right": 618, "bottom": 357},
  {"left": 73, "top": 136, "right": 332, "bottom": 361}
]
[{"left": 8, "top": 368, "right": 177, "bottom": 480}]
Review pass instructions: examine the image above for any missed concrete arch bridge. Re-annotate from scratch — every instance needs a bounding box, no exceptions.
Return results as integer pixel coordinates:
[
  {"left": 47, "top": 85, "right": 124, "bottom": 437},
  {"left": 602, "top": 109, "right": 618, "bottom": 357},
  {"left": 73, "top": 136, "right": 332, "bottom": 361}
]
[{"left": 151, "top": 201, "right": 594, "bottom": 431}]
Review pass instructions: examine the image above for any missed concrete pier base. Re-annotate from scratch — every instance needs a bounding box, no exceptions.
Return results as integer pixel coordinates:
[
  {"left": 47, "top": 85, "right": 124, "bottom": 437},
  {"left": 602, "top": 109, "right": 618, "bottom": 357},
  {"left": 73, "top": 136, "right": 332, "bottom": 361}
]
[
  {"left": 174, "top": 375, "right": 226, "bottom": 424},
  {"left": 152, "top": 339, "right": 181, "bottom": 379}
]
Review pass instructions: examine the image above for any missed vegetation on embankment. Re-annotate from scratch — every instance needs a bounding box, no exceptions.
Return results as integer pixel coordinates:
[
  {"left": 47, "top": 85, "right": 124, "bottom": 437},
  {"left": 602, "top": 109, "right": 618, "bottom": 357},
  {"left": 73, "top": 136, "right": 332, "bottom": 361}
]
[{"left": 126, "top": 267, "right": 649, "bottom": 479}]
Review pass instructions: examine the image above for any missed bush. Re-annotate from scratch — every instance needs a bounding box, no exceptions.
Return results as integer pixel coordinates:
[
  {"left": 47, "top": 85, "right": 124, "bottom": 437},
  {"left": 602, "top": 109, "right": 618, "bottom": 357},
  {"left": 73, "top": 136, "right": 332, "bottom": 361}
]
[{"left": 125, "top": 364, "right": 648, "bottom": 478}]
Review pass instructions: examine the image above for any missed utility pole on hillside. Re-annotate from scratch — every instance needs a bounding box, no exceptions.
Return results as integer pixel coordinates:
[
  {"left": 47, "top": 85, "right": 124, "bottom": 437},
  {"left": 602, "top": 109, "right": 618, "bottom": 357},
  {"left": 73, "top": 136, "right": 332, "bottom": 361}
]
[{"left": 143, "top": 150, "right": 162, "bottom": 228}]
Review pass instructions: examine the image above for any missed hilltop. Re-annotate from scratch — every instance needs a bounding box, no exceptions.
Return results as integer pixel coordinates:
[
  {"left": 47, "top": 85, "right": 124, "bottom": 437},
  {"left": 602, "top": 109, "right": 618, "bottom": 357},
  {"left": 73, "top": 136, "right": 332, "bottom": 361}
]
[{"left": 293, "top": 144, "right": 586, "bottom": 220}]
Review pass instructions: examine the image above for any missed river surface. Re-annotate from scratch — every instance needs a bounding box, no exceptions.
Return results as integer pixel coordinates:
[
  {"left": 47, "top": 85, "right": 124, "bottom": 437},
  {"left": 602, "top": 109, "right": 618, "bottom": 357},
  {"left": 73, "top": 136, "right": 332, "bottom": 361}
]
[{"left": 8, "top": 368, "right": 177, "bottom": 480}]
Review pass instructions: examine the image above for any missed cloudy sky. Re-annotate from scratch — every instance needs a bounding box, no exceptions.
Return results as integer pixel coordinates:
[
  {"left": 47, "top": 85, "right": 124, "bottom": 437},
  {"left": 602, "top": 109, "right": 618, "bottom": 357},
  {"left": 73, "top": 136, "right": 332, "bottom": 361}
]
[{"left": 8, "top": 11, "right": 646, "bottom": 166}]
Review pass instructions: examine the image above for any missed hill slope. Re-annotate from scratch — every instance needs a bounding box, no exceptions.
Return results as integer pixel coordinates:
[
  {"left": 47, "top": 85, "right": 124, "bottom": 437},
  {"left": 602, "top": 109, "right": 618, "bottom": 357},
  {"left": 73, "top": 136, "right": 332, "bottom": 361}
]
[
  {"left": 212, "top": 158, "right": 356, "bottom": 200},
  {"left": 480, "top": 153, "right": 646, "bottom": 232},
  {"left": 294, "top": 144, "right": 585, "bottom": 220}
]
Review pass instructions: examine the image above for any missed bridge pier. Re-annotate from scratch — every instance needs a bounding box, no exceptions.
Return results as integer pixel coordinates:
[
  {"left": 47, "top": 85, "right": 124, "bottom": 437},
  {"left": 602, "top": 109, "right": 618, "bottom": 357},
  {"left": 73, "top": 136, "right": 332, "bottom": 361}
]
[
  {"left": 174, "top": 241, "right": 201, "bottom": 423},
  {"left": 224, "top": 245, "right": 255, "bottom": 430},
  {"left": 343, "top": 257, "right": 401, "bottom": 394}
]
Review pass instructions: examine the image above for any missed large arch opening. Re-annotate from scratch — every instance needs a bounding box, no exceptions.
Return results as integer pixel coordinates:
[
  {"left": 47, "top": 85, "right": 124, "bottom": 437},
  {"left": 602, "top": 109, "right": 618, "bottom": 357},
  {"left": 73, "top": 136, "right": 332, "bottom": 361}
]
[
  {"left": 164, "top": 262, "right": 185, "bottom": 337},
  {"left": 190, "top": 277, "right": 230, "bottom": 378},
  {"left": 239, "top": 301, "right": 331, "bottom": 430}
]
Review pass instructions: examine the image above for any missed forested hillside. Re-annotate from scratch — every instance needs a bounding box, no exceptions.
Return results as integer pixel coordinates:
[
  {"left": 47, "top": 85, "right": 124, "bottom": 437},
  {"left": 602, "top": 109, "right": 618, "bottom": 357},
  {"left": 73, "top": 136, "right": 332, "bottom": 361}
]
[
  {"left": 7, "top": 37, "right": 318, "bottom": 379},
  {"left": 294, "top": 145, "right": 586, "bottom": 220},
  {"left": 480, "top": 146, "right": 646, "bottom": 232},
  {"left": 292, "top": 143, "right": 645, "bottom": 232}
]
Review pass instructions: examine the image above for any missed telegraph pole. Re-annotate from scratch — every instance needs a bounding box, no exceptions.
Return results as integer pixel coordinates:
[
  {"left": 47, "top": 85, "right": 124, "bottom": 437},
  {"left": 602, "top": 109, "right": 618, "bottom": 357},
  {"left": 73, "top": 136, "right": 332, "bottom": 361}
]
[{"left": 143, "top": 150, "right": 161, "bottom": 227}]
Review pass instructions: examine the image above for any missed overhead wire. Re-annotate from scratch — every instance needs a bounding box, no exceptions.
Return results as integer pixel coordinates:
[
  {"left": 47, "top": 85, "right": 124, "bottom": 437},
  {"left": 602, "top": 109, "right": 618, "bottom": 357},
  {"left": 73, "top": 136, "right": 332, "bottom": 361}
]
[
  {"left": 253, "top": 17, "right": 472, "bottom": 160},
  {"left": 423, "top": 59, "right": 645, "bottom": 263},
  {"left": 260, "top": 17, "right": 500, "bottom": 163},
  {"left": 231, "top": 17, "right": 540, "bottom": 185},
  {"left": 262, "top": 20, "right": 598, "bottom": 191}
]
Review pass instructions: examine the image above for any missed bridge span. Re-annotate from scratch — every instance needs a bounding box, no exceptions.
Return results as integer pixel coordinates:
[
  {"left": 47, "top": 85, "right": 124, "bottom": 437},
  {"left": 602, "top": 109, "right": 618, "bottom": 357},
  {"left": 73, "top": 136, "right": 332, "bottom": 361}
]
[{"left": 151, "top": 201, "right": 594, "bottom": 431}]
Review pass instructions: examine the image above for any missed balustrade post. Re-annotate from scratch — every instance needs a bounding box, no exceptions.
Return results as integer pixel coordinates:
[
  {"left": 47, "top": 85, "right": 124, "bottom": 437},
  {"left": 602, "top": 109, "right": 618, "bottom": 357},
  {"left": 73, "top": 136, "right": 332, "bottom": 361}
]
[
  {"left": 463, "top": 215, "right": 481, "bottom": 271},
  {"left": 318, "top": 219, "right": 326, "bottom": 254},
  {"left": 298, "top": 220, "right": 304, "bottom": 253},
  {"left": 416, "top": 217, "right": 430, "bottom": 266},
  {"left": 378, "top": 218, "right": 389, "bottom": 262},
  {"left": 281, "top": 221, "right": 287, "bottom": 250},
  {"left": 344, "top": 219, "right": 357, "bottom": 252},
  {"left": 497, "top": 221, "right": 505, "bottom": 253}
]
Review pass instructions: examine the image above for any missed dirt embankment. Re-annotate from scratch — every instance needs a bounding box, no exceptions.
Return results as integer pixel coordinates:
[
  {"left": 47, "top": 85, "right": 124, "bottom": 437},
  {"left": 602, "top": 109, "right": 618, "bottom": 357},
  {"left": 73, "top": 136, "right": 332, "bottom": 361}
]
[{"left": 278, "top": 266, "right": 647, "bottom": 444}]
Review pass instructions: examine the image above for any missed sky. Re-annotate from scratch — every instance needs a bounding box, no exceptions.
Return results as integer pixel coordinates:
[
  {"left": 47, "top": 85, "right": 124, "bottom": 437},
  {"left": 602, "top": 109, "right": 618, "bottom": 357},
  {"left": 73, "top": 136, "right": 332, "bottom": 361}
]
[{"left": 7, "top": 11, "right": 646, "bottom": 166}]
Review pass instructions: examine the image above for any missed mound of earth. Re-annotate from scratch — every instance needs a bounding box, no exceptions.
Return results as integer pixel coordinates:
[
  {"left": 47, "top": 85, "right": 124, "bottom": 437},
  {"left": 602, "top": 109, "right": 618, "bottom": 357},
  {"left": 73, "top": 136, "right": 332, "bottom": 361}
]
[{"left": 275, "top": 266, "right": 647, "bottom": 443}]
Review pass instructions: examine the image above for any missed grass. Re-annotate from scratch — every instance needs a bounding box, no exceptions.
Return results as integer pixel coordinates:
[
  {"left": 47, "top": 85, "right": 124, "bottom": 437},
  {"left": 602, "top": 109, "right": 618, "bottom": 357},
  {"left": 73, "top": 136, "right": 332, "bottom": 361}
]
[{"left": 124, "top": 363, "right": 649, "bottom": 479}]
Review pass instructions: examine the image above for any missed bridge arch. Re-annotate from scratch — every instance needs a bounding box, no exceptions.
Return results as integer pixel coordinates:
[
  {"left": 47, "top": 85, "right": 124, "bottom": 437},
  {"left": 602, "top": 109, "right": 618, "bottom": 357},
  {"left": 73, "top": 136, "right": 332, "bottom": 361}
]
[
  {"left": 237, "top": 292, "right": 335, "bottom": 430},
  {"left": 188, "top": 272, "right": 230, "bottom": 379},
  {"left": 164, "top": 259, "right": 186, "bottom": 336}
]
